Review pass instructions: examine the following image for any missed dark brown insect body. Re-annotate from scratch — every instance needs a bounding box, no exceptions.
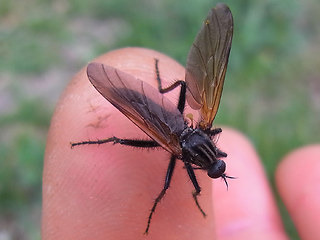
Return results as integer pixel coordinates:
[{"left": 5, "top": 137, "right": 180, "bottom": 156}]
[{"left": 71, "top": 3, "right": 234, "bottom": 234}]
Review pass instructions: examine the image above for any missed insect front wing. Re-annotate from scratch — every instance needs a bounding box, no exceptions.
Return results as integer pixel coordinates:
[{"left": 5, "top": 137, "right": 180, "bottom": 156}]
[{"left": 87, "top": 63, "right": 185, "bottom": 156}]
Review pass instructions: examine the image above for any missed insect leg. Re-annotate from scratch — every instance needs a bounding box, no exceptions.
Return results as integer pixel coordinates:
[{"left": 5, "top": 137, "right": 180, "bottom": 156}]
[
  {"left": 71, "top": 137, "right": 160, "bottom": 148},
  {"left": 154, "top": 59, "right": 186, "bottom": 114},
  {"left": 203, "top": 128, "right": 227, "bottom": 157},
  {"left": 216, "top": 148, "right": 227, "bottom": 158},
  {"left": 145, "top": 154, "right": 176, "bottom": 234},
  {"left": 205, "top": 127, "right": 222, "bottom": 136},
  {"left": 184, "top": 162, "right": 206, "bottom": 217}
]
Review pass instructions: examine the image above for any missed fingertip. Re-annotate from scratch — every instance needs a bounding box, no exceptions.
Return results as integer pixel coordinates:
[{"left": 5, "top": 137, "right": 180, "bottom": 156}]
[
  {"left": 43, "top": 47, "right": 202, "bottom": 239},
  {"left": 276, "top": 144, "right": 320, "bottom": 240},
  {"left": 44, "top": 47, "right": 185, "bottom": 239},
  {"left": 213, "top": 128, "right": 287, "bottom": 240}
]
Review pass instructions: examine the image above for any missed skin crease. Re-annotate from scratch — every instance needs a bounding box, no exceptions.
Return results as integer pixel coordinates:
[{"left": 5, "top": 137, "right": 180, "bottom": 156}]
[{"left": 42, "top": 47, "right": 320, "bottom": 240}]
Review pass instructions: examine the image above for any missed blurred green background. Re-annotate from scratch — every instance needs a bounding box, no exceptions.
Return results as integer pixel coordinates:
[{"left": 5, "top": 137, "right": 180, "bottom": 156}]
[{"left": 1, "top": 0, "right": 319, "bottom": 239}]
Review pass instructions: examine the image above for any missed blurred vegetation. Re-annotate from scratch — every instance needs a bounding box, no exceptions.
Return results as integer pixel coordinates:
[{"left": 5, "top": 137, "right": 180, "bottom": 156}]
[{"left": 1, "top": 0, "right": 319, "bottom": 239}]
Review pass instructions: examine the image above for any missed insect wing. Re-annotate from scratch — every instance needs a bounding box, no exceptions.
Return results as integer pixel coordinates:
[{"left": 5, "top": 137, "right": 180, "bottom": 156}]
[
  {"left": 185, "top": 3, "right": 233, "bottom": 128},
  {"left": 87, "top": 63, "right": 185, "bottom": 156}
]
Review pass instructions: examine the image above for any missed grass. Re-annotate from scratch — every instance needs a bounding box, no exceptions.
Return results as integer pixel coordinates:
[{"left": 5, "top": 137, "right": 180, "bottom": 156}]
[{"left": 1, "top": 0, "right": 319, "bottom": 239}]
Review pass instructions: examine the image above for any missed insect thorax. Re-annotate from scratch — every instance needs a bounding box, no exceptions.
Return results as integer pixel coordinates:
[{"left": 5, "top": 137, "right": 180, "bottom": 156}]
[{"left": 180, "top": 127, "right": 219, "bottom": 169}]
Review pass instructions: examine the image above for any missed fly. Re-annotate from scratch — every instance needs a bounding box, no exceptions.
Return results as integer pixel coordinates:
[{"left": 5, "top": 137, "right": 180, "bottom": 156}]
[{"left": 71, "top": 3, "right": 234, "bottom": 234}]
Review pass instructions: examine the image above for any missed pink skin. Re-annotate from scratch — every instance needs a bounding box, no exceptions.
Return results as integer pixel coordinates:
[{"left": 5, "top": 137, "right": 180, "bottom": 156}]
[
  {"left": 276, "top": 145, "right": 320, "bottom": 240},
  {"left": 42, "top": 47, "right": 320, "bottom": 240}
]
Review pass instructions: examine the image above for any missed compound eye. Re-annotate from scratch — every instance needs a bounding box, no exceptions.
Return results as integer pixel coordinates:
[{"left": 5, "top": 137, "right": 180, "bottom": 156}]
[{"left": 207, "top": 160, "right": 226, "bottom": 178}]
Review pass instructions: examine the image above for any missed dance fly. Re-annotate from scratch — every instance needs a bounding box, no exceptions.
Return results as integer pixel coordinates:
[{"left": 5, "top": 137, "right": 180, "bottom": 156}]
[{"left": 71, "top": 3, "right": 234, "bottom": 234}]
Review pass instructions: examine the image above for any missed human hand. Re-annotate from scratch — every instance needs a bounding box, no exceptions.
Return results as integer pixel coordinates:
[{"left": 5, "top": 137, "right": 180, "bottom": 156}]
[{"left": 42, "top": 48, "right": 320, "bottom": 240}]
